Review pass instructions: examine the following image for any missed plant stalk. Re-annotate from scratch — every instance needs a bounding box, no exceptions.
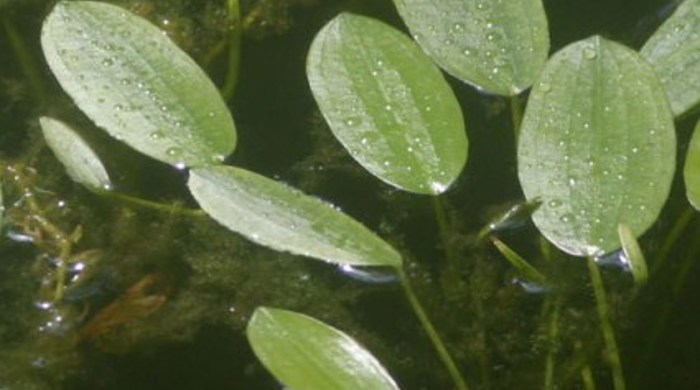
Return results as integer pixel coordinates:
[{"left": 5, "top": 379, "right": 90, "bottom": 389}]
[
  {"left": 509, "top": 95, "right": 524, "bottom": 142},
  {"left": 587, "top": 257, "right": 626, "bottom": 390},
  {"left": 98, "top": 190, "right": 206, "bottom": 217},
  {"left": 221, "top": 0, "right": 242, "bottom": 101},
  {"left": 398, "top": 268, "right": 469, "bottom": 390}
]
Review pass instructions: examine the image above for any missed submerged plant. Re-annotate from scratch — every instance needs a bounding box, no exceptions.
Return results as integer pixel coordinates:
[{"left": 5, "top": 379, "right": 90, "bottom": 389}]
[{"left": 1, "top": 0, "right": 699, "bottom": 389}]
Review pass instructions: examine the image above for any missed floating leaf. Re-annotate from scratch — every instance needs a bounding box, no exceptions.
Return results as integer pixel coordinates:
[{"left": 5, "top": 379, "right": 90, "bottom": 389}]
[
  {"left": 392, "top": 0, "right": 549, "bottom": 95},
  {"left": 641, "top": 0, "right": 700, "bottom": 117},
  {"left": 618, "top": 223, "right": 648, "bottom": 286},
  {"left": 248, "top": 307, "right": 399, "bottom": 390},
  {"left": 518, "top": 36, "right": 676, "bottom": 257},
  {"left": 684, "top": 120, "right": 700, "bottom": 210},
  {"left": 307, "top": 13, "right": 467, "bottom": 195},
  {"left": 41, "top": 1, "right": 236, "bottom": 168},
  {"left": 188, "top": 166, "right": 402, "bottom": 267},
  {"left": 39, "top": 116, "right": 112, "bottom": 191}
]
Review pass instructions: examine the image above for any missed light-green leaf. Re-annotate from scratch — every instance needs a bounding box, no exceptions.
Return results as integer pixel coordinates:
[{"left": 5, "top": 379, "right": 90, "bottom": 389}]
[
  {"left": 187, "top": 166, "right": 402, "bottom": 267},
  {"left": 518, "top": 36, "right": 676, "bottom": 257},
  {"left": 684, "top": 120, "right": 700, "bottom": 210},
  {"left": 618, "top": 223, "right": 648, "bottom": 287},
  {"left": 39, "top": 116, "right": 112, "bottom": 191},
  {"left": 307, "top": 13, "right": 467, "bottom": 195},
  {"left": 247, "top": 307, "right": 400, "bottom": 390},
  {"left": 392, "top": 0, "right": 549, "bottom": 95},
  {"left": 41, "top": 1, "right": 236, "bottom": 168},
  {"left": 641, "top": 0, "right": 700, "bottom": 117}
]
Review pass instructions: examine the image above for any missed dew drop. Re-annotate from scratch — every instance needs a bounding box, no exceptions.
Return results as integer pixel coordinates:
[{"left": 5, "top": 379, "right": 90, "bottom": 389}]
[
  {"left": 166, "top": 146, "right": 182, "bottom": 156},
  {"left": 149, "top": 131, "right": 165, "bottom": 140},
  {"left": 548, "top": 199, "right": 562, "bottom": 208},
  {"left": 560, "top": 214, "right": 573, "bottom": 223},
  {"left": 583, "top": 47, "right": 597, "bottom": 59}
]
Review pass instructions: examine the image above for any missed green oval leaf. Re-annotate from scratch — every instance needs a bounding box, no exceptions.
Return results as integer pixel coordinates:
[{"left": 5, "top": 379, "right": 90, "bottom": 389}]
[
  {"left": 248, "top": 307, "right": 399, "bottom": 390},
  {"left": 307, "top": 13, "right": 467, "bottom": 195},
  {"left": 39, "top": 116, "right": 112, "bottom": 191},
  {"left": 41, "top": 1, "right": 236, "bottom": 168},
  {"left": 392, "top": 0, "right": 549, "bottom": 95},
  {"left": 641, "top": 0, "right": 700, "bottom": 117},
  {"left": 518, "top": 36, "right": 676, "bottom": 257},
  {"left": 684, "top": 120, "right": 700, "bottom": 210},
  {"left": 187, "top": 166, "right": 402, "bottom": 267},
  {"left": 618, "top": 223, "right": 648, "bottom": 287}
]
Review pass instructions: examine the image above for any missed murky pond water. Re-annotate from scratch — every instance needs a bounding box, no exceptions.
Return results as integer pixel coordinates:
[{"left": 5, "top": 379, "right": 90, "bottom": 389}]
[{"left": 1, "top": 0, "right": 699, "bottom": 389}]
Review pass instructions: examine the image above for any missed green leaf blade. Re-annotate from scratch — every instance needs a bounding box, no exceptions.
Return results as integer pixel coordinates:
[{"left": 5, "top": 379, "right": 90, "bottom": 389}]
[
  {"left": 684, "top": 120, "right": 700, "bottom": 210},
  {"left": 641, "top": 0, "right": 700, "bottom": 117},
  {"left": 39, "top": 116, "right": 112, "bottom": 191},
  {"left": 41, "top": 1, "right": 236, "bottom": 168},
  {"left": 187, "top": 166, "right": 402, "bottom": 267},
  {"left": 392, "top": 0, "right": 549, "bottom": 95},
  {"left": 307, "top": 13, "right": 467, "bottom": 195},
  {"left": 247, "top": 307, "right": 399, "bottom": 390},
  {"left": 518, "top": 36, "right": 676, "bottom": 257}
]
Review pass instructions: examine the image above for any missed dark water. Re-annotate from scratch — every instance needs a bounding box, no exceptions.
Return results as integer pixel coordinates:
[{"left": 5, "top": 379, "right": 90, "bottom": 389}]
[{"left": 1, "top": 0, "right": 699, "bottom": 389}]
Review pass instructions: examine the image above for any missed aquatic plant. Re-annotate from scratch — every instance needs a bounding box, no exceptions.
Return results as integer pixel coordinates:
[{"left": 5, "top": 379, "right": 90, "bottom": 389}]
[{"left": 1, "top": 0, "right": 699, "bottom": 388}]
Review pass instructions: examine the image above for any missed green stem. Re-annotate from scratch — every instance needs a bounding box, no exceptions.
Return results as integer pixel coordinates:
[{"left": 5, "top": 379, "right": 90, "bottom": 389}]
[
  {"left": 398, "top": 268, "right": 469, "bottom": 390},
  {"left": 651, "top": 206, "right": 695, "bottom": 277},
  {"left": 544, "top": 297, "right": 561, "bottom": 390},
  {"left": 98, "top": 190, "right": 206, "bottom": 218},
  {"left": 509, "top": 95, "right": 524, "bottom": 142},
  {"left": 587, "top": 257, "right": 626, "bottom": 390},
  {"left": 432, "top": 196, "right": 455, "bottom": 263},
  {"left": 221, "top": 0, "right": 242, "bottom": 102},
  {"left": 3, "top": 17, "right": 48, "bottom": 105},
  {"left": 577, "top": 340, "right": 597, "bottom": 390}
]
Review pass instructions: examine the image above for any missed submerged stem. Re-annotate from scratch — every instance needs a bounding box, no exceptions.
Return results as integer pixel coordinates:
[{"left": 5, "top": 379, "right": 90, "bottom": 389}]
[
  {"left": 99, "top": 190, "right": 206, "bottom": 218},
  {"left": 544, "top": 297, "right": 561, "bottom": 390},
  {"left": 398, "top": 268, "right": 469, "bottom": 390},
  {"left": 221, "top": 0, "right": 242, "bottom": 101},
  {"left": 432, "top": 196, "right": 455, "bottom": 264},
  {"left": 509, "top": 95, "right": 524, "bottom": 142},
  {"left": 587, "top": 257, "right": 626, "bottom": 390}
]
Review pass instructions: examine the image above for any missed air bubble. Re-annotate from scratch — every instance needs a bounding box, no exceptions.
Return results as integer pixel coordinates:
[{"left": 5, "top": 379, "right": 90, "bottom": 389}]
[
  {"left": 453, "top": 23, "right": 464, "bottom": 32},
  {"left": 539, "top": 82, "right": 551, "bottom": 92},
  {"left": 149, "top": 131, "right": 164, "bottom": 140},
  {"left": 360, "top": 137, "right": 368, "bottom": 146},
  {"left": 101, "top": 58, "right": 114, "bottom": 66}
]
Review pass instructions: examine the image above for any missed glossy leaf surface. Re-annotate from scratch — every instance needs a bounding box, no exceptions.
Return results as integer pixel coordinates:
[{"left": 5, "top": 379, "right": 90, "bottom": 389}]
[
  {"left": 248, "top": 307, "right": 399, "bottom": 390},
  {"left": 41, "top": 1, "right": 236, "bottom": 168},
  {"left": 641, "top": 0, "right": 700, "bottom": 117},
  {"left": 188, "top": 166, "right": 402, "bottom": 267},
  {"left": 307, "top": 13, "right": 467, "bottom": 195},
  {"left": 39, "top": 117, "right": 112, "bottom": 191},
  {"left": 684, "top": 120, "right": 700, "bottom": 210},
  {"left": 518, "top": 36, "right": 675, "bottom": 257},
  {"left": 392, "top": 0, "right": 549, "bottom": 95}
]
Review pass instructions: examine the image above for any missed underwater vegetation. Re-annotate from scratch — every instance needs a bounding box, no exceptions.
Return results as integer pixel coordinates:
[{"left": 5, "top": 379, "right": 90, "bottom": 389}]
[{"left": 1, "top": 0, "right": 700, "bottom": 389}]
